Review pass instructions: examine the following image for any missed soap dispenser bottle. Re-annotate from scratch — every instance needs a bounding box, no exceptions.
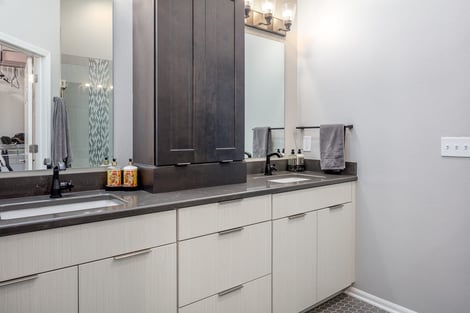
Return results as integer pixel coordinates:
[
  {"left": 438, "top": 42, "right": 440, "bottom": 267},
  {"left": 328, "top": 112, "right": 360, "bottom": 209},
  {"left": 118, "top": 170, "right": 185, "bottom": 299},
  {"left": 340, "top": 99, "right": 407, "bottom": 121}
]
[
  {"left": 107, "top": 158, "right": 122, "bottom": 187},
  {"left": 288, "top": 149, "right": 297, "bottom": 172},
  {"left": 296, "top": 149, "right": 305, "bottom": 172},
  {"left": 123, "top": 158, "right": 138, "bottom": 188}
]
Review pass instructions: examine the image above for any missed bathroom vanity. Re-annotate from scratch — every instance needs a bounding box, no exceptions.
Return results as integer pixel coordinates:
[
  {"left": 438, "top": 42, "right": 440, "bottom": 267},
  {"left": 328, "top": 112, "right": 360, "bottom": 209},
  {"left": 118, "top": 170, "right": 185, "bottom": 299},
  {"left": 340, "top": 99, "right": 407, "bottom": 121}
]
[{"left": 0, "top": 172, "right": 356, "bottom": 313}]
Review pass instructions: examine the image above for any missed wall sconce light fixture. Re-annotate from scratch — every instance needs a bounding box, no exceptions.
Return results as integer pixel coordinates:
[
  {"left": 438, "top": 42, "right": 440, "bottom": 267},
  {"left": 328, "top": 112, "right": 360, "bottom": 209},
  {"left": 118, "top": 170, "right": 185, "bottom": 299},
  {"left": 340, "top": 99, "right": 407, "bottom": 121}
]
[{"left": 245, "top": 0, "right": 296, "bottom": 37}]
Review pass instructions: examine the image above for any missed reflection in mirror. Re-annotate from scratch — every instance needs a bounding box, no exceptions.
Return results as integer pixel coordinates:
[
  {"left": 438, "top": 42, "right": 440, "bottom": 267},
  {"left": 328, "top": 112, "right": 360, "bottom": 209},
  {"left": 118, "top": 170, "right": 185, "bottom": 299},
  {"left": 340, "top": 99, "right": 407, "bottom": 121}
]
[
  {"left": 245, "top": 33, "right": 285, "bottom": 159},
  {"left": 61, "top": 0, "right": 113, "bottom": 168},
  {"left": 0, "top": 0, "right": 113, "bottom": 173}
]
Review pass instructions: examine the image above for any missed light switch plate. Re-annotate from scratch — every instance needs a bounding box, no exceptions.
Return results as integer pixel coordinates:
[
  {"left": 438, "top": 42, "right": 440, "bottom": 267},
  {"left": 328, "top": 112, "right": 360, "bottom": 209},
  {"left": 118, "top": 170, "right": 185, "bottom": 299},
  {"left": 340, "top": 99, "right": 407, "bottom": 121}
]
[
  {"left": 303, "top": 136, "right": 312, "bottom": 152},
  {"left": 441, "top": 137, "right": 470, "bottom": 157}
]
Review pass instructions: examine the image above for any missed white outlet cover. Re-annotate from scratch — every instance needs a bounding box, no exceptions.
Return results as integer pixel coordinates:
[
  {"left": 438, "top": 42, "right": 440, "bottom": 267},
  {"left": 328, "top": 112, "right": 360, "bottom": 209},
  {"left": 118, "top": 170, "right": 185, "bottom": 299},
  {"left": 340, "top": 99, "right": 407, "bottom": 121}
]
[
  {"left": 303, "top": 136, "right": 312, "bottom": 152},
  {"left": 441, "top": 137, "right": 470, "bottom": 157}
]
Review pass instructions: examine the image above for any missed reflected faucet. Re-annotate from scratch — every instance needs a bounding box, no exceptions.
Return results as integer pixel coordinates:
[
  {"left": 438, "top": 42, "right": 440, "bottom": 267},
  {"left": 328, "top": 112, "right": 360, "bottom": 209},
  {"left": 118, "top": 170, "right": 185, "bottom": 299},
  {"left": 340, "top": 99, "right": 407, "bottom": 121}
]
[
  {"left": 50, "top": 162, "right": 74, "bottom": 198},
  {"left": 264, "top": 152, "right": 282, "bottom": 176}
]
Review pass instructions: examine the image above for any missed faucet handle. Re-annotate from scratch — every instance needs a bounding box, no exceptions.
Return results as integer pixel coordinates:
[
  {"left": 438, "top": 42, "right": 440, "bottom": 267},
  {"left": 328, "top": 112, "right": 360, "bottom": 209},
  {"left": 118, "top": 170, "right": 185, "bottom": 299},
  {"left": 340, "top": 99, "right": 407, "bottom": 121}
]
[{"left": 270, "top": 163, "right": 278, "bottom": 172}]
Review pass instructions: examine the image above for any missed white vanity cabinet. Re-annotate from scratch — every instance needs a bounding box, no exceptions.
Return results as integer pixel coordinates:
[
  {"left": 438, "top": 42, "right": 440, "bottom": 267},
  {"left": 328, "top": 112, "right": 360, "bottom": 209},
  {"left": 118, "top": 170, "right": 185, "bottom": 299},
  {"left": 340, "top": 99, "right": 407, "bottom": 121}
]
[
  {"left": 0, "top": 210, "right": 177, "bottom": 313},
  {"left": 0, "top": 267, "right": 78, "bottom": 313},
  {"left": 272, "top": 182, "right": 355, "bottom": 313},
  {"left": 177, "top": 195, "right": 272, "bottom": 311},
  {"left": 317, "top": 202, "right": 355, "bottom": 301},
  {"left": 272, "top": 211, "right": 318, "bottom": 313},
  {"left": 79, "top": 244, "right": 177, "bottom": 313}
]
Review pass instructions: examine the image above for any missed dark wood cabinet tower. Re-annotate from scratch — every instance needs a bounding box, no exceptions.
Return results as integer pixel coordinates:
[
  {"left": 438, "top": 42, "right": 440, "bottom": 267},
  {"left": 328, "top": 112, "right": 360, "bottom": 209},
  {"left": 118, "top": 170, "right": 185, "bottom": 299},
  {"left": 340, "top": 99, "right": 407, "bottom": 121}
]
[{"left": 133, "top": 0, "right": 246, "bottom": 192}]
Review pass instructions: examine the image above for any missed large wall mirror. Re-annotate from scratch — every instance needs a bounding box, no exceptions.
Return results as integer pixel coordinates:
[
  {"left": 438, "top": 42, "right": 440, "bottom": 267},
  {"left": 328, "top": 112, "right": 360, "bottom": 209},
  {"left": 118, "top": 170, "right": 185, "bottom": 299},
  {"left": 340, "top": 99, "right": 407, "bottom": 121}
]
[
  {"left": 0, "top": 0, "right": 125, "bottom": 174},
  {"left": 245, "top": 32, "right": 285, "bottom": 159}
]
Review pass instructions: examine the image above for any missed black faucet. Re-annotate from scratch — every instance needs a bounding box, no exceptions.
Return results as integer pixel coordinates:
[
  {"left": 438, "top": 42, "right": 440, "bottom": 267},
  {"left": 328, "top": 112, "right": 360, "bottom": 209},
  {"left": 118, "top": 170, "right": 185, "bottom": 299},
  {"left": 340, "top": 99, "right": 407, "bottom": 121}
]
[
  {"left": 264, "top": 152, "right": 282, "bottom": 176},
  {"left": 50, "top": 163, "right": 74, "bottom": 198},
  {"left": 244, "top": 152, "right": 252, "bottom": 158}
]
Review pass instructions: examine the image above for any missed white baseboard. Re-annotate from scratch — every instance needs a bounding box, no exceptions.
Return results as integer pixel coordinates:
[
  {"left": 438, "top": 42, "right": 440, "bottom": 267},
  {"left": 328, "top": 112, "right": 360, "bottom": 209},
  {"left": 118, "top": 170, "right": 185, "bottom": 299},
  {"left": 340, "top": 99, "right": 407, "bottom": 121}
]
[{"left": 345, "top": 287, "right": 418, "bottom": 313}]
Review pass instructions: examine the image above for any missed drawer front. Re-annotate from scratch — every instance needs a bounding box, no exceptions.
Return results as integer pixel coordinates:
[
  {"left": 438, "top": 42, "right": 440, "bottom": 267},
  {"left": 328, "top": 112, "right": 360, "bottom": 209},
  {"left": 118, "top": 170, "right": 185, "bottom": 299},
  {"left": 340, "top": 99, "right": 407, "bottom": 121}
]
[
  {"left": 179, "top": 275, "right": 271, "bottom": 313},
  {"left": 0, "top": 210, "right": 176, "bottom": 282},
  {"left": 272, "top": 182, "right": 352, "bottom": 219},
  {"left": 0, "top": 267, "right": 77, "bottom": 313},
  {"left": 79, "top": 244, "right": 177, "bottom": 313},
  {"left": 178, "top": 221, "right": 271, "bottom": 307},
  {"left": 178, "top": 195, "right": 271, "bottom": 240}
]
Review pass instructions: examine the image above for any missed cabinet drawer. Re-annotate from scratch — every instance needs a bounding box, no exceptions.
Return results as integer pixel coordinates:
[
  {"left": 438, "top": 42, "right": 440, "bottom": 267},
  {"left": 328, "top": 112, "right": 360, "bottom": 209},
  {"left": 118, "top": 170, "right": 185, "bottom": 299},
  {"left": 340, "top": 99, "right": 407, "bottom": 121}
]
[
  {"left": 178, "top": 221, "right": 271, "bottom": 307},
  {"left": 178, "top": 195, "right": 271, "bottom": 240},
  {"left": 272, "top": 182, "right": 352, "bottom": 219},
  {"left": 179, "top": 275, "right": 271, "bottom": 313},
  {"left": 0, "top": 267, "right": 77, "bottom": 313},
  {"left": 79, "top": 244, "right": 177, "bottom": 313},
  {"left": 0, "top": 210, "right": 176, "bottom": 282}
]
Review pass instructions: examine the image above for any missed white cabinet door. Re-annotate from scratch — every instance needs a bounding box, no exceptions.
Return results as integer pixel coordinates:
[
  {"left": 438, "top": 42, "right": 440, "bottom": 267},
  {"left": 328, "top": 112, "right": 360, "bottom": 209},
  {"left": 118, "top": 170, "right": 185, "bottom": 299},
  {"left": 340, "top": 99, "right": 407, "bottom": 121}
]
[
  {"left": 179, "top": 221, "right": 271, "bottom": 307},
  {"left": 272, "top": 211, "right": 317, "bottom": 313},
  {"left": 179, "top": 275, "right": 271, "bottom": 313},
  {"left": 0, "top": 267, "right": 77, "bottom": 313},
  {"left": 317, "top": 202, "right": 355, "bottom": 301},
  {"left": 79, "top": 244, "right": 177, "bottom": 313}
]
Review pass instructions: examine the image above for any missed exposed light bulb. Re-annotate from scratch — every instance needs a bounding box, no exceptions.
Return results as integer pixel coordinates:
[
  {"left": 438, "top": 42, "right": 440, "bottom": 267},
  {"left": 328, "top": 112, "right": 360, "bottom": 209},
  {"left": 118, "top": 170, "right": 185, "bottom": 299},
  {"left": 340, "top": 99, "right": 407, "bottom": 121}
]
[
  {"left": 262, "top": 1, "right": 274, "bottom": 14},
  {"left": 282, "top": 9, "right": 293, "bottom": 20}
]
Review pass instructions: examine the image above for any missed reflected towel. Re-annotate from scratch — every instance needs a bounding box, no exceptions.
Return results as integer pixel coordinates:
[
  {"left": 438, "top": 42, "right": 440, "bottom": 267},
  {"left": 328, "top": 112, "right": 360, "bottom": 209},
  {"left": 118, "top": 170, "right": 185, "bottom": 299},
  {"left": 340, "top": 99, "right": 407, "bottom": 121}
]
[
  {"left": 252, "top": 127, "right": 272, "bottom": 158},
  {"left": 320, "top": 124, "right": 345, "bottom": 171},
  {"left": 51, "top": 97, "right": 73, "bottom": 167}
]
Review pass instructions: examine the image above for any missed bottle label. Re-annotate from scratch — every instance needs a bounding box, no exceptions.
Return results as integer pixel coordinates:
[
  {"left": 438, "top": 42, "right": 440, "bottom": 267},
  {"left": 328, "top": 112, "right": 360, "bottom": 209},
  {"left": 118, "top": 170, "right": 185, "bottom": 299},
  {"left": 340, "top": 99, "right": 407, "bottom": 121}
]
[
  {"left": 107, "top": 169, "right": 121, "bottom": 186},
  {"left": 123, "top": 170, "right": 138, "bottom": 187}
]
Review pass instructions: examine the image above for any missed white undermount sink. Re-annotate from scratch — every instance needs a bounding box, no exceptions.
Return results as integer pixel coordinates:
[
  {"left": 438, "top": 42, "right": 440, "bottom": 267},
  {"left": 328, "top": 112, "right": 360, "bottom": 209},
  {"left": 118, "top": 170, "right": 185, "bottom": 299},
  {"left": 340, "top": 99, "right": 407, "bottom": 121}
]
[
  {"left": 268, "top": 177, "right": 312, "bottom": 184},
  {"left": 0, "top": 194, "right": 126, "bottom": 221}
]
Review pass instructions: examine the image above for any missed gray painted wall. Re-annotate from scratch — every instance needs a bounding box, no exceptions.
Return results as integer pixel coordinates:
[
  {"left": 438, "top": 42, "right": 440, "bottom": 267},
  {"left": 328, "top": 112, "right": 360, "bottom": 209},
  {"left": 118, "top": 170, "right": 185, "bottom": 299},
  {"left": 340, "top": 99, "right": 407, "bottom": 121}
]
[{"left": 297, "top": 1, "right": 470, "bottom": 312}]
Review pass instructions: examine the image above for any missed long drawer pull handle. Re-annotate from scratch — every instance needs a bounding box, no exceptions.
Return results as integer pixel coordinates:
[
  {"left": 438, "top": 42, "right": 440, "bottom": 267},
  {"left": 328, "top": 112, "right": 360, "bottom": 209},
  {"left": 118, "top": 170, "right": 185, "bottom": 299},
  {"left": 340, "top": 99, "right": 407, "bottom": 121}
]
[
  {"left": 113, "top": 249, "right": 152, "bottom": 261},
  {"left": 218, "top": 284, "right": 244, "bottom": 297},
  {"left": 218, "top": 227, "right": 244, "bottom": 236},
  {"left": 175, "top": 163, "right": 191, "bottom": 167},
  {"left": 218, "top": 198, "right": 243, "bottom": 205},
  {"left": 219, "top": 160, "right": 234, "bottom": 164},
  {"left": 288, "top": 212, "right": 307, "bottom": 220},
  {"left": 330, "top": 204, "right": 345, "bottom": 210},
  {"left": 0, "top": 274, "right": 39, "bottom": 288}
]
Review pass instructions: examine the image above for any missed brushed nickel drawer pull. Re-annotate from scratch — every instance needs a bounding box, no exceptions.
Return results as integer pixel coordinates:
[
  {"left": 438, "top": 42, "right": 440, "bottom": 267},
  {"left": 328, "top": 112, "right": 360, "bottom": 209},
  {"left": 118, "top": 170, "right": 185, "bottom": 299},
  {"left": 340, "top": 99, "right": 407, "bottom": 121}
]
[
  {"left": 219, "top": 160, "right": 234, "bottom": 164},
  {"left": 218, "top": 284, "right": 244, "bottom": 297},
  {"left": 113, "top": 248, "right": 152, "bottom": 261},
  {"left": 288, "top": 212, "right": 307, "bottom": 220},
  {"left": 218, "top": 227, "right": 244, "bottom": 236},
  {"left": 330, "top": 204, "right": 345, "bottom": 210},
  {"left": 0, "top": 274, "right": 39, "bottom": 288},
  {"left": 175, "top": 163, "right": 191, "bottom": 167}
]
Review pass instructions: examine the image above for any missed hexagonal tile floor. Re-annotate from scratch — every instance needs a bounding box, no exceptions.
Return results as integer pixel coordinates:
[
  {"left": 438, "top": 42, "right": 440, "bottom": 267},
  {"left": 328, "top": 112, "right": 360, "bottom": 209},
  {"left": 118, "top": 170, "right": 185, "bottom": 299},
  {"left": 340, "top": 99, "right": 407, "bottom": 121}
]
[{"left": 307, "top": 293, "right": 389, "bottom": 313}]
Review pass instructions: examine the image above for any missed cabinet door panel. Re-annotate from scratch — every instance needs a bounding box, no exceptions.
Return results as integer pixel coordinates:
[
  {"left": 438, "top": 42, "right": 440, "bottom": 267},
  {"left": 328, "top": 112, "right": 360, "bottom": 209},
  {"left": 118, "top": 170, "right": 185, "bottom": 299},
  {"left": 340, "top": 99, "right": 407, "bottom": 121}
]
[
  {"left": 195, "top": 0, "right": 244, "bottom": 162},
  {"left": 0, "top": 267, "right": 77, "bottom": 313},
  {"left": 317, "top": 203, "right": 355, "bottom": 301},
  {"left": 157, "top": 0, "right": 196, "bottom": 165},
  {"left": 273, "top": 212, "right": 317, "bottom": 313},
  {"left": 79, "top": 244, "right": 177, "bottom": 313}
]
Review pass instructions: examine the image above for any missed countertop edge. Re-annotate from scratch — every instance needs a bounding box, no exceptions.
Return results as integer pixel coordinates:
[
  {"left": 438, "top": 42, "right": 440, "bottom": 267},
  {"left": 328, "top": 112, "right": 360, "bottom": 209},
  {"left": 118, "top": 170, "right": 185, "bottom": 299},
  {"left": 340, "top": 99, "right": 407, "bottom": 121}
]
[{"left": 0, "top": 175, "right": 357, "bottom": 237}]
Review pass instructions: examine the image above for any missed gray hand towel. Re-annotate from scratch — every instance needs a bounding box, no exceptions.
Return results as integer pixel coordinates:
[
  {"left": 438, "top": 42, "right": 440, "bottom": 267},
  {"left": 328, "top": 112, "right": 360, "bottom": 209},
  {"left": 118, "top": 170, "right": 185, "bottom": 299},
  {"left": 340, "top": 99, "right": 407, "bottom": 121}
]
[
  {"left": 320, "top": 124, "right": 345, "bottom": 171},
  {"left": 252, "top": 127, "right": 273, "bottom": 158},
  {"left": 51, "top": 97, "right": 73, "bottom": 167}
]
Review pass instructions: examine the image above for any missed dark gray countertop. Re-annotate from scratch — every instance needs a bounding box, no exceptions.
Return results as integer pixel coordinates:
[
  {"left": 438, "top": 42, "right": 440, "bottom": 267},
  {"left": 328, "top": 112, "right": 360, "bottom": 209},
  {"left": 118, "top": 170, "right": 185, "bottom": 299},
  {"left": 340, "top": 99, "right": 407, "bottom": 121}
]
[{"left": 0, "top": 171, "right": 357, "bottom": 237}]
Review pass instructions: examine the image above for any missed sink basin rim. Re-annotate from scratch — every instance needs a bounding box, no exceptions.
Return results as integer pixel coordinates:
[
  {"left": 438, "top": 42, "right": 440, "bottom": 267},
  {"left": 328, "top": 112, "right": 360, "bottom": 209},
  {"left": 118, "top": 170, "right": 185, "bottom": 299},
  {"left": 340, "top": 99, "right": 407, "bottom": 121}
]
[{"left": 0, "top": 194, "right": 127, "bottom": 221}]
